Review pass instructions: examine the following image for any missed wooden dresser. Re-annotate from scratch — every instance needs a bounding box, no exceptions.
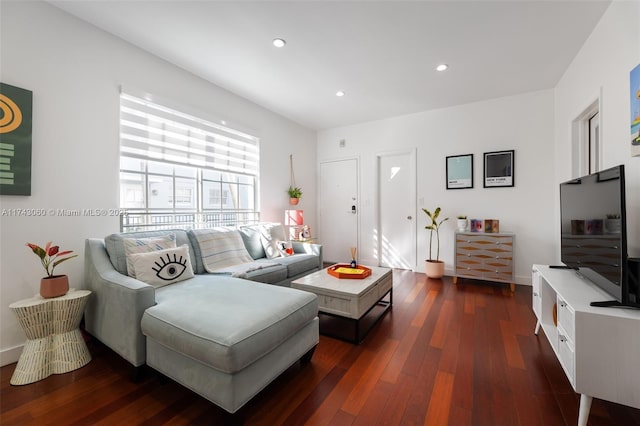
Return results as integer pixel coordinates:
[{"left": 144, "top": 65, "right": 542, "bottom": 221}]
[{"left": 454, "top": 231, "right": 515, "bottom": 292}]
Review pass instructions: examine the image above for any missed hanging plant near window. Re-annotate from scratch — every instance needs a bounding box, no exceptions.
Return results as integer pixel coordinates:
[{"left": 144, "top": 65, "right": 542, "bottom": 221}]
[{"left": 288, "top": 154, "right": 302, "bottom": 205}]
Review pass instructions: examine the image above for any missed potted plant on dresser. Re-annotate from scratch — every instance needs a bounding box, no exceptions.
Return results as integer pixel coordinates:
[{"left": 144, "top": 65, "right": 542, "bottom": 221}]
[
  {"left": 456, "top": 215, "right": 468, "bottom": 232},
  {"left": 422, "top": 207, "right": 449, "bottom": 278}
]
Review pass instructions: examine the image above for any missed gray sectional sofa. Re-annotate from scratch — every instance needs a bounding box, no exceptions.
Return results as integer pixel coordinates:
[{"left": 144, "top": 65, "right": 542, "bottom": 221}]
[{"left": 83, "top": 224, "right": 322, "bottom": 413}]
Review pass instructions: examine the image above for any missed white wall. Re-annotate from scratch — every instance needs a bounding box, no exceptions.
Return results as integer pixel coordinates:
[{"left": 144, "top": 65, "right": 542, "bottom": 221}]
[
  {"left": 554, "top": 0, "right": 640, "bottom": 258},
  {"left": 0, "top": 1, "right": 316, "bottom": 365},
  {"left": 316, "top": 0, "right": 640, "bottom": 292},
  {"left": 317, "top": 89, "right": 558, "bottom": 284}
]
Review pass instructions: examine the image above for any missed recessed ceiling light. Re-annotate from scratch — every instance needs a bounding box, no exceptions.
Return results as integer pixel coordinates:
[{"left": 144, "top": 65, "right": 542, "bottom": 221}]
[
  {"left": 336, "top": 90, "right": 345, "bottom": 97},
  {"left": 436, "top": 64, "right": 449, "bottom": 72},
  {"left": 272, "top": 38, "right": 286, "bottom": 48}
]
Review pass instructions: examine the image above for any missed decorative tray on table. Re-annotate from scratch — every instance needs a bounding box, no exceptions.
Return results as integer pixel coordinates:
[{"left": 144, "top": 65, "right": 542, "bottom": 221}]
[{"left": 327, "top": 264, "right": 372, "bottom": 279}]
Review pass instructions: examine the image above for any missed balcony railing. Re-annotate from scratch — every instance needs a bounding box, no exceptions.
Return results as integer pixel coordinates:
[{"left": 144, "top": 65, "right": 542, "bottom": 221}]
[{"left": 120, "top": 210, "right": 260, "bottom": 232}]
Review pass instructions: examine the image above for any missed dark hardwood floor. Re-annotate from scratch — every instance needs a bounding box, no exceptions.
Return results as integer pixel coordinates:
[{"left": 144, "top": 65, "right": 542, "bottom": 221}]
[{"left": 2, "top": 270, "right": 639, "bottom": 425}]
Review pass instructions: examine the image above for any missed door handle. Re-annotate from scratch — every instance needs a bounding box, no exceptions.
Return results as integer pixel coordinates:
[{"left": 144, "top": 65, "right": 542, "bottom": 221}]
[
  {"left": 351, "top": 205, "right": 357, "bottom": 214},
  {"left": 407, "top": 216, "right": 412, "bottom": 220}
]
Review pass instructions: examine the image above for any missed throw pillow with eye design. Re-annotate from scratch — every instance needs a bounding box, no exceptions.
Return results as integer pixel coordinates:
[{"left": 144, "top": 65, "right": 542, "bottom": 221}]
[
  {"left": 129, "top": 245, "right": 194, "bottom": 288},
  {"left": 122, "top": 233, "right": 177, "bottom": 278}
]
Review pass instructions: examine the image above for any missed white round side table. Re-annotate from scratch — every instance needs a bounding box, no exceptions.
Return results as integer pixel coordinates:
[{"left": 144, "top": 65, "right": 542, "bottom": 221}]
[{"left": 9, "top": 289, "right": 92, "bottom": 385}]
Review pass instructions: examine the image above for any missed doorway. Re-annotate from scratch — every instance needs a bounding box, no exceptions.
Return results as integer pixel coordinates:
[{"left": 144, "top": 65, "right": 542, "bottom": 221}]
[
  {"left": 319, "top": 158, "right": 359, "bottom": 264},
  {"left": 377, "top": 149, "right": 416, "bottom": 270}
]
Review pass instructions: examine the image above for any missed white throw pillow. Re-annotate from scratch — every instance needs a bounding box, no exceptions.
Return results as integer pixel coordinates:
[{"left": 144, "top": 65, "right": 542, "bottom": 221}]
[
  {"left": 129, "top": 245, "right": 194, "bottom": 288},
  {"left": 259, "top": 223, "right": 287, "bottom": 259},
  {"left": 123, "top": 234, "right": 177, "bottom": 278},
  {"left": 276, "top": 240, "right": 293, "bottom": 257}
]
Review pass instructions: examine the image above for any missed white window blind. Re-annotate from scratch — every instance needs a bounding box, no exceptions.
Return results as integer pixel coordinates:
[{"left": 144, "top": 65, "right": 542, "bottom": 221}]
[{"left": 120, "top": 93, "right": 259, "bottom": 176}]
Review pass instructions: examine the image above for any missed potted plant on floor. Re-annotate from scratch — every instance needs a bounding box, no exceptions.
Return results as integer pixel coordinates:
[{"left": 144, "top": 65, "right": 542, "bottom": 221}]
[
  {"left": 422, "top": 207, "right": 449, "bottom": 278},
  {"left": 26, "top": 241, "right": 78, "bottom": 298}
]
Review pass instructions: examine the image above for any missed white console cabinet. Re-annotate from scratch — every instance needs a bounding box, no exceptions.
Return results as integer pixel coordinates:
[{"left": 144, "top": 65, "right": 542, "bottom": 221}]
[{"left": 532, "top": 265, "right": 640, "bottom": 426}]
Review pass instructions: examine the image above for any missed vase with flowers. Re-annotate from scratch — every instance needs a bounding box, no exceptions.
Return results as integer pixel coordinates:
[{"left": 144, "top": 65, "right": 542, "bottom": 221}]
[{"left": 26, "top": 241, "right": 78, "bottom": 298}]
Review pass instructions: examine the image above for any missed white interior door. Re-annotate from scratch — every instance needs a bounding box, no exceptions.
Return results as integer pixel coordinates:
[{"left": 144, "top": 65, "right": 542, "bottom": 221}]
[
  {"left": 319, "top": 158, "right": 358, "bottom": 264},
  {"left": 378, "top": 150, "right": 416, "bottom": 270}
]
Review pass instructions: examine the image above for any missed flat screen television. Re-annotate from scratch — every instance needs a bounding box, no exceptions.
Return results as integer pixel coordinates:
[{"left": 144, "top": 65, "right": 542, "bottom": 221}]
[{"left": 560, "top": 164, "right": 638, "bottom": 308}]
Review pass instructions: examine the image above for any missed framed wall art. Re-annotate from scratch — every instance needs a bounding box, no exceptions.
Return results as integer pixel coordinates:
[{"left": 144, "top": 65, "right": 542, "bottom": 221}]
[
  {"left": 483, "top": 150, "right": 514, "bottom": 188},
  {"left": 446, "top": 154, "right": 473, "bottom": 189},
  {"left": 631, "top": 63, "right": 640, "bottom": 157},
  {"left": 0, "top": 82, "right": 33, "bottom": 196}
]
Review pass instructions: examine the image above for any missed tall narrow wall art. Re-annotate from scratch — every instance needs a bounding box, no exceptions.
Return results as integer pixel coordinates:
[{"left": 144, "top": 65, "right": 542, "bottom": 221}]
[{"left": 631, "top": 64, "right": 640, "bottom": 157}]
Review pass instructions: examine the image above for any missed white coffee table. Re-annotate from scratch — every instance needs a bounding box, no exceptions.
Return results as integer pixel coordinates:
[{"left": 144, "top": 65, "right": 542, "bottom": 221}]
[{"left": 291, "top": 265, "right": 392, "bottom": 343}]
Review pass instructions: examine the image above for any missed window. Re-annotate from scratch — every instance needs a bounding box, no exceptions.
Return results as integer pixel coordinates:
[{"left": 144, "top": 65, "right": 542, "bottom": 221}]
[
  {"left": 587, "top": 111, "right": 600, "bottom": 174},
  {"left": 571, "top": 98, "right": 601, "bottom": 177},
  {"left": 119, "top": 92, "right": 260, "bottom": 231}
]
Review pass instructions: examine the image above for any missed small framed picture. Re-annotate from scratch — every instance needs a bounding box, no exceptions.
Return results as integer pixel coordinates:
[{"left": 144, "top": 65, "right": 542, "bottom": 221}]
[
  {"left": 484, "top": 150, "right": 514, "bottom": 188},
  {"left": 301, "top": 225, "right": 311, "bottom": 239},
  {"left": 484, "top": 219, "right": 499, "bottom": 233},
  {"left": 446, "top": 154, "right": 473, "bottom": 189},
  {"left": 470, "top": 219, "right": 483, "bottom": 232}
]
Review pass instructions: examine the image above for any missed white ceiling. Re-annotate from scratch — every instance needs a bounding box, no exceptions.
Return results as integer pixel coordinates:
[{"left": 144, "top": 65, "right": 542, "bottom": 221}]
[{"left": 50, "top": 1, "right": 610, "bottom": 131}]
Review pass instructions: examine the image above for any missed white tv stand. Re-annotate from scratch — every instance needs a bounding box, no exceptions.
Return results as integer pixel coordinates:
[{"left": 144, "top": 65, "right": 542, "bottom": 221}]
[{"left": 531, "top": 265, "right": 640, "bottom": 426}]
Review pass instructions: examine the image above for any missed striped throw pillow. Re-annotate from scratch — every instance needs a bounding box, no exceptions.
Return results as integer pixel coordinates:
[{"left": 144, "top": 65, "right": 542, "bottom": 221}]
[{"left": 190, "top": 229, "right": 253, "bottom": 273}]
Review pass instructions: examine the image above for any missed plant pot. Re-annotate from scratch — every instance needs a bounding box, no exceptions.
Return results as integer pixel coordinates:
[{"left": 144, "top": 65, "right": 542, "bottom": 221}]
[
  {"left": 606, "top": 218, "right": 621, "bottom": 234},
  {"left": 457, "top": 219, "right": 468, "bottom": 232},
  {"left": 40, "top": 275, "right": 69, "bottom": 298},
  {"left": 289, "top": 198, "right": 300, "bottom": 205},
  {"left": 425, "top": 260, "right": 445, "bottom": 279}
]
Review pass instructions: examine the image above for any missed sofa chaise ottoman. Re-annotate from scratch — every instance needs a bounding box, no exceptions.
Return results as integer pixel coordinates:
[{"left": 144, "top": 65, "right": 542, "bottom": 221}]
[{"left": 141, "top": 276, "right": 318, "bottom": 413}]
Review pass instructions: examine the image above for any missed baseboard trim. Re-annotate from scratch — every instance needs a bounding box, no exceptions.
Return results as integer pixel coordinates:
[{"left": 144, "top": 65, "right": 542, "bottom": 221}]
[
  {"left": 444, "top": 270, "right": 532, "bottom": 287},
  {"left": 0, "top": 344, "right": 23, "bottom": 367}
]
